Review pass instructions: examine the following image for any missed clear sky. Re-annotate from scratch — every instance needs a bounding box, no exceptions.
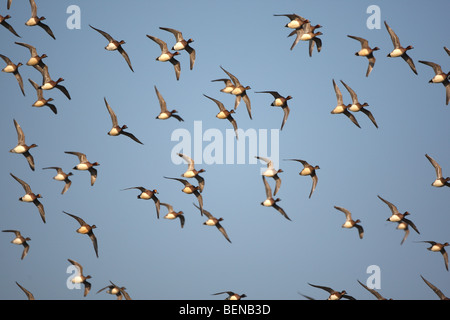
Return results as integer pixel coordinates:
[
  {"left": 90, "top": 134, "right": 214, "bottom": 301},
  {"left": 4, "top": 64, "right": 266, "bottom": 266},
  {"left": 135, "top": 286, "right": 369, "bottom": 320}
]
[{"left": 1, "top": 0, "right": 449, "bottom": 300}]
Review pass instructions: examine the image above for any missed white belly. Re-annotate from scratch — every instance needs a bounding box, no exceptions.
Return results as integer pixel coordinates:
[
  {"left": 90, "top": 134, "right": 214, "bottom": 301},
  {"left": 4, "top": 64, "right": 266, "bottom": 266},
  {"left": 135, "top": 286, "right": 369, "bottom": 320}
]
[
  {"left": 183, "top": 171, "right": 196, "bottom": 178},
  {"left": 390, "top": 49, "right": 403, "bottom": 57},
  {"left": 342, "top": 221, "right": 354, "bottom": 228},
  {"left": 389, "top": 215, "right": 401, "bottom": 222},
  {"left": 358, "top": 48, "right": 371, "bottom": 56},
  {"left": 300, "top": 168, "right": 312, "bottom": 176},
  {"left": 221, "top": 87, "right": 234, "bottom": 94},
  {"left": 348, "top": 104, "right": 361, "bottom": 112},
  {"left": 165, "top": 213, "right": 176, "bottom": 219},
  {"left": 76, "top": 163, "right": 90, "bottom": 170},
  {"left": 72, "top": 276, "right": 84, "bottom": 283},
  {"left": 105, "top": 42, "right": 118, "bottom": 51},
  {"left": 158, "top": 54, "right": 171, "bottom": 62},
  {"left": 3, "top": 65, "right": 15, "bottom": 73},
  {"left": 300, "top": 34, "right": 313, "bottom": 41},
  {"left": 12, "top": 145, "right": 27, "bottom": 153},
  {"left": 432, "top": 74, "right": 446, "bottom": 83},
  {"left": 41, "top": 83, "right": 54, "bottom": 90},
  {"left": 182, "top": 187, "right": 194, "bottom": 194},
  {"left": 12, "top": 238, "right": 24, "bottom": 245},
  {"left": 397, "top": 222, "right": 408, "bottom": 230},
  {"left": 205, "top": 219, "right": 216, "bottom": 226},
  {"left": 331, "top": 105, "right": 345, "bottom": 114},
  {"left": 430, "top": 245, "right": 441, "bottom": 252},
  {"left": 21, "top": 194, "right": 34, "bottom": 202},
  {"left": 77, "top": 226, "right": 89, "bottom": 234},
  {"left": 273, "top": 98, "right": 284, "bottom": 106},
  {"left": 139, "top": 193, "right": 151, "bottom": 200},
  {"left": 109, "top": 128, "right": 120, "bottom": 136},
  {"left": 432, "top": 180, "right": 444, "bottom": 187},
  {"left": 328, "top": 294, "right": 340, "bottom": 300},
  {"left": 287, "top": 20, "right": 301, "bottom": 29},
  {"left": 231, "top": 87, "right": 244, "bottom": 95},
  {"left": 27, "top": 57, "right": 39, "bottom": 66},
  {"left": 54, "top": 173, "right": 66, "bottom": 181},
  {"left": 263, "top": 199, "right": 273, "bottom": 207},
  {"left": 110, "top": 288, "right": 120, "bottom": 295},
  {"left": 25, "top": 18, "right": 38, "bottom": 26},
  {"left": 33, "top": 100, "right": 45, "bottom": 107},
  {"left": 173, "top": 42, "right": 185, "bottom": 51},
  {"left": 216, "top": 111, "right": 228, "bottom": 119},
  {"left": 263, "top": 169, "right": 276, "bottom": 177},
  {"left": 158, "top": 112, "right": 170, "bottom": 119}
]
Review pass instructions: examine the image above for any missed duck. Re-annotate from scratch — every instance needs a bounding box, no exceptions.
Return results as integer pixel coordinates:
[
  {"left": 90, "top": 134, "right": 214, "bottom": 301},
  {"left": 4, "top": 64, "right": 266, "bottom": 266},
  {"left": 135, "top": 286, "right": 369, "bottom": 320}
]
[
  {"left": 0, "top": 53, "right": 24, "bottom": 96},
  {"left": 284, "top": 158, "right": 319, "bottom": 199},
  {"left": 220, "top": 66, "right": 252, "bottom": 119},
  {"left": 425, "top": 154, "right": 450, "bottom": 187},
  {"left": 416, "top": 241, "right": 449, "bottom": 271},
  {"left": 42, "top": 166, "right": 72, "bottom": 194},
  {"left": 159, "top": 27, "right": 195, "bottom": 70},
  {"left": 10, "top": 173, "right": 45, "bottom": 223},
  {"left": 333, "top": 206, "right": 364, "bottom": 239},
  {"left": 97, "top": 281, "right": 132, "bottom": 300},
  {"left": 67, "top": 259, "right": 92, "bottom": 297},
  {"left": 0, "top": 13, "right": 20, "bottom": 37},
  {"left": 2, "top": 229, "right": 30, "bottom": 260},
  {"left": 418, "top": 60, "right": 449, "bottom": 105},
  {"left": 177, "top": 153, "right": 205, "bottom": 192},
  {"left": 193, "top": 203, "right": 231, "bottom": 243},
  {"left": 211, "top": 78, "right": 235, "bottom": 94},
  {"left": 121, "top": 187, "right": 160, "bottom": 219},
  {"left": 164, "top": 177, "right": 203, "bottom": 215},
  {"left": 289, "top": 22, "right": 322, "bottom": 54},
  {"left": 65, "top": 151, "right": 99, "bottom": 186},
  {"left": 63, "top": 211, "right": 99, "bottom": 258},
  {"left": 340, "top": 80, "right": 378, "bottom": 128},
  {"left": 347, "top": 35, "right": 379, "bottom": 77},
  {"left": 273, "top": 13, "right": 309, "bottom": 29},
  {"left": 384, "top": 21, "right": 417, "bottom": 75},
  {"left": 39, "top": 65, "right": 71, "bottom": 100},
  {"left": 104, "top": 97, "right": 143, "bottom": 144},
  {"left": 357, "top": 280, "right": 391, "bottom": 300},
  {"left": 203, "top": 94, "right": 239, "bottom": 139},
  {"left": 10, "top": 119, "right": 37, "bottom": 171},
  {"left": 330, "top": 79, "right": 361, "bottom": 128},
  {"left": 261, "top": 176, "right": 290, "bottom": 221},
  {"left": 420, "top": 275, "right": 449, "bottom": 300},
  {"left": 28, "top": 78, "right": 57, "bottom": 114},
  {"left": 160, "top": 202, "right": 185, "bottom": 228},
  {"left": 212, "top": 291, "right": 246, "bottom": 300},
  {"left": 255, "top": 156, "right": 282, "bottom": 196},
  {"left": 377, "top": 195, "right": 420, "bottom": 234},
  {"left": 15, "top": 42, "right": 47, "bottom": 72},
  {"left": 25, "top": 0, "right": 55, "bottom": 39},
  {"left": 89, "top": 25, "right": 134, "bottom": 72},
  {"left": 146, "top": 34, "right": 181, "bottom": 80},
  {"left": 15, "top": 282, "right": 35, "bottom": 300},
  {"left": 308, "top": 283, "right": 355, "bottom": 300},
  {"left": 154, "top": 85, "right": 184, "bottom": 121},
  {"left": 255, "top": 91, "right": 291, "bottom": 130}
]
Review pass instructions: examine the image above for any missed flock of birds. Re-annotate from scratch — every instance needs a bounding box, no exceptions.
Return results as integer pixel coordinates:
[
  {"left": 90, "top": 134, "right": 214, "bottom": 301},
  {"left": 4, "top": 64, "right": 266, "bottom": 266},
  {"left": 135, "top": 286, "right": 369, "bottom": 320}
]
[{"left": 1, "top": 1, "right": 450, "bottom": 301}]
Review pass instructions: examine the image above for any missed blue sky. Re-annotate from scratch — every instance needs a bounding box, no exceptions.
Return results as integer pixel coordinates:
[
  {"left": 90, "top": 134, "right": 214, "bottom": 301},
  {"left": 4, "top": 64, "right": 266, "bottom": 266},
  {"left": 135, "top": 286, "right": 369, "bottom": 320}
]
[{"left": 1, "top": 0, "right": 449, "bottom": 300}]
